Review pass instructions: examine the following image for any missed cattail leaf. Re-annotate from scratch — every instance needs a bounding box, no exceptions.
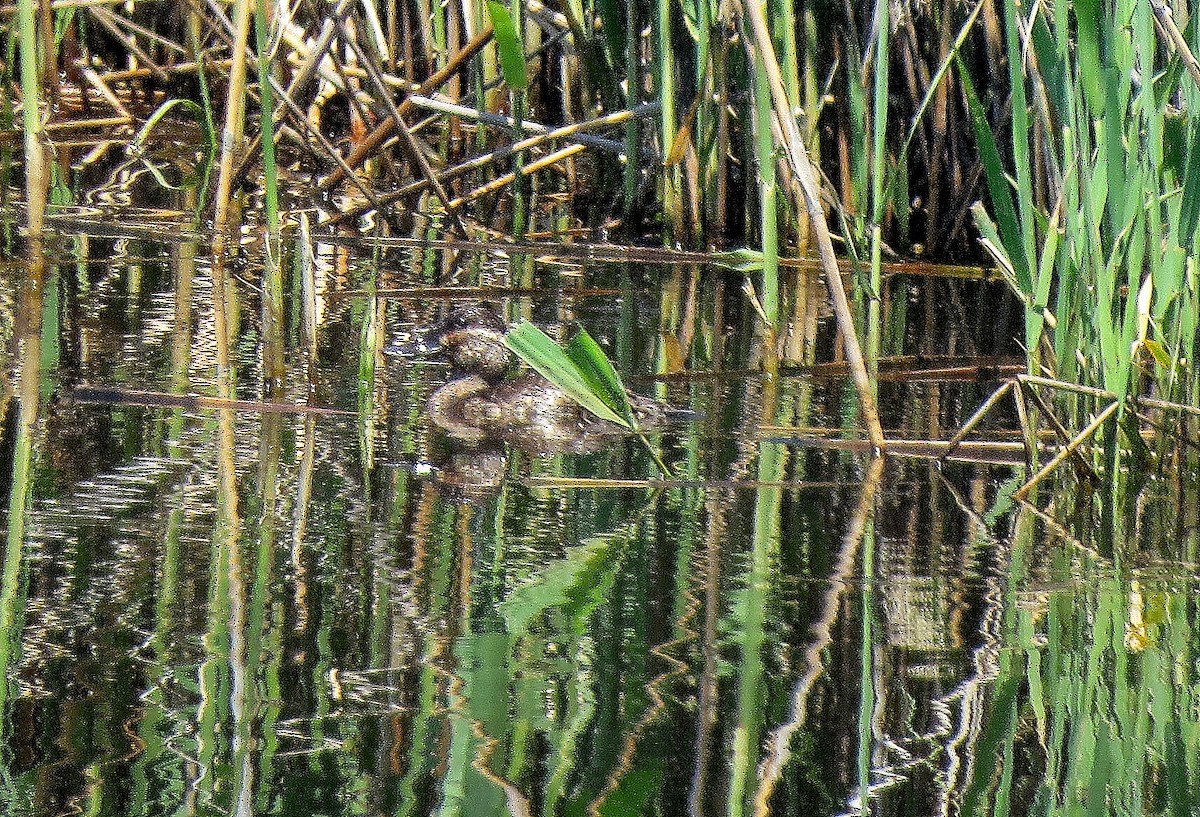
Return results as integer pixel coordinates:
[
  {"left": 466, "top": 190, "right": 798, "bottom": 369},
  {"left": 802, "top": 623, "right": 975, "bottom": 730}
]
[{"left": 957, "top": 55, "right": 1034, "bottom": 296}]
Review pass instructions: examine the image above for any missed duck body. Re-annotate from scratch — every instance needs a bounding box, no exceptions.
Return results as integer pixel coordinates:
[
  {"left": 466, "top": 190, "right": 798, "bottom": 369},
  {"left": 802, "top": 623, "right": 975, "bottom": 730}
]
[{"left": 428, "top": 372, "right": 666, "bottom": 454}]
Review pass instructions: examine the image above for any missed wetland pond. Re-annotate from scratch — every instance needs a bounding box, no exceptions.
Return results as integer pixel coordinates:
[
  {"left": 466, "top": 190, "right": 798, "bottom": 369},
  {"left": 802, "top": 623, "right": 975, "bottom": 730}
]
[{"left": 1, "top": 220, "right": 1198, "bottom": 817}]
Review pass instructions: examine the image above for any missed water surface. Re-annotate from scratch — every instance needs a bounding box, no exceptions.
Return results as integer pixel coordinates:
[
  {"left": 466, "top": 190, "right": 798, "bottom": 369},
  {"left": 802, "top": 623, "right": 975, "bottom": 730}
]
[{"left": 0, "top": 224, "right": 1196, "bottom": 817}]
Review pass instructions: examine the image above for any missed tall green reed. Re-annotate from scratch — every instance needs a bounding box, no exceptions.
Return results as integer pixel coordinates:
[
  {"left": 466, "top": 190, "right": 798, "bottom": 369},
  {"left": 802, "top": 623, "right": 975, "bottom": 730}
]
[
  {"left": 866, "top": 1, "right": 890, "bottom": 375},
  {"left": 255, "top": 0, "right": 284, "bottom": 388},
  {"left": 17, "top": 0, "right": 47, "bottom": 236},
  {"left": 968, "top": 0, "right": 1199, "bottom": 405},
  {"left": 957, "top": 0, "right": 1200, "bottom": 511},
  {"left": 656, "top": 0, "right": 681, "bottom": 237}
]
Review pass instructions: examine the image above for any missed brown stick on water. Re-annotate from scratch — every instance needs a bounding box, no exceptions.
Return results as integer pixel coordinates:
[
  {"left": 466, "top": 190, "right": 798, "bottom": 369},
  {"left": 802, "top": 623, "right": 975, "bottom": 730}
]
[
  {"left": 70, "top": 386, "right": 356, "bottom": 417},
  {"left": 735, "top": 0, "right": 886, "bottom": 453}
]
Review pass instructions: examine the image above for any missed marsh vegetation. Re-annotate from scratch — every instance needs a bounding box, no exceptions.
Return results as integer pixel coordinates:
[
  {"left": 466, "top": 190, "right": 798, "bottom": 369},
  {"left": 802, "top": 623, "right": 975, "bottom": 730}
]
[{"left": 2, "top": 0, "right": 1200, "bottom": 815}]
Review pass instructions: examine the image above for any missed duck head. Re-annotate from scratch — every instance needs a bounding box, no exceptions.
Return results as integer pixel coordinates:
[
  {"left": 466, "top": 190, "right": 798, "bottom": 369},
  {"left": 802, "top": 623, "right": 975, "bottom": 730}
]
[{"left": 386, "top": 304, "right": 511, "bottom": 381}]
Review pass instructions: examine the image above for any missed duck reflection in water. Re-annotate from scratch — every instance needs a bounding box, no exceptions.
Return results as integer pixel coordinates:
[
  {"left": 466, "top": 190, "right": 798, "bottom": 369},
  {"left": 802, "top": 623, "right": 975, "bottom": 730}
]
[{"left": 387, "top": 304, "right": 671, "bottom": 500}]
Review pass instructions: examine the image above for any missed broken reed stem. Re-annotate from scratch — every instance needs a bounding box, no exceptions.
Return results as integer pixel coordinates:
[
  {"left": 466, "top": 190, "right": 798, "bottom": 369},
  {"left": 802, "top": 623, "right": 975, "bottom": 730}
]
[
  {"left": 1019, "top": 381, "right": 1100, "bottom": 482},
  {"left": 735, "top": 0, "right": 885, "bottom": 452},
  {"left": 938, "top": 379, "right": 1013, "bottom": 462},
  {"left": 1014, "top": 399, "right": 1119, "bottom": 501},
  {"left": 446, "top": 143, "right": 586, "bottom": 210}
]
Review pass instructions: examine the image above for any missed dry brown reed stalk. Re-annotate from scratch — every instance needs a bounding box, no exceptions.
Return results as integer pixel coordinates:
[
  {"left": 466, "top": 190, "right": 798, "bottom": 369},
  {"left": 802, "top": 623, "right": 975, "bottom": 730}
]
[
  {"left": 1148, "top": 0, "right": 1200, "bottom": 89},
  {"left": 1013, "top": 400, "right": 1118, "bottom": 501},
  {"left": 325, "top": 105, "right": 654, "bottom": 227},
  {"left": 41, "top": 117, "right": 131, "bottom": 133},
  {"left": 318, "top": 24, "right": 496, "bottom": 191},
  {"left": 86, "top": 5, "right": 169, "bottom": 81},
  {"left": 266, "top": 74, "right": 391, "bottom": 213},
  {"left": 735, "top": 0, "right": 885, "bottom": 452},
  {"left": 401, "top": 96, "right": 630, "bottom": 153},
  {"left": 333, "top": 12, "right": 465, "bottom": 233},
  {"left": 79, "top": 67, "right": 133, "bottom": 121},
  {"left": 446, "top": 143, "right": 585, "bottom": 211},
  {"left": 95, "top": 59, "right": 234, "bottom": 82}
]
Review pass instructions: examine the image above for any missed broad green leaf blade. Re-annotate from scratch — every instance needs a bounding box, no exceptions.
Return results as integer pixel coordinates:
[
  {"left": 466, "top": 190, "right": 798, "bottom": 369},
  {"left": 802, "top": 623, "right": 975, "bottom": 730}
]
[
  {"left": 504, "top": 321, "right": 630, "bottom": 427},
  {"left": 562, "top": 327, "right": 634, "bottom": 426},
  {"left": 486, "top": 1, "right": 528, "bottom": 90}
]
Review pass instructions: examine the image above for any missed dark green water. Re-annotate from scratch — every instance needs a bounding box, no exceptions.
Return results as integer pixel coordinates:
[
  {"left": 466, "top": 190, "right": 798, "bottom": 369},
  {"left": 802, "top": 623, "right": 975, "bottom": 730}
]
[{"left": 0, "top": 225, "right": 1197, "bottom": 817}]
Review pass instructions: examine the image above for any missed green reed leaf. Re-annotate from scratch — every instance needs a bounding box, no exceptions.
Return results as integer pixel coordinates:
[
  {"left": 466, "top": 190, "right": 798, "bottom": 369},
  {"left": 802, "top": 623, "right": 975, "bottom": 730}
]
[
  {"left": 504, "top": 321, "right": 630, "bottom": 427},
  {"left": 486, "top": 1, "right": 528, "bottom": 90},
  {"left": 712, "top": 248, "right": 765, "bottom": 273},
  {"left": 957, "top": 55, "right": 1033, "bottom": 296},
  {"left": 563, "top": 327, "right": 635, "bottom": 427}
]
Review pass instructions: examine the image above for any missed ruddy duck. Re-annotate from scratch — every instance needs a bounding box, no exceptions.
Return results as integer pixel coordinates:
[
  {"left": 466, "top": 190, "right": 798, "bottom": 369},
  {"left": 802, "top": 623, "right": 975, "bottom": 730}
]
[{"left": 388, "top": 305, "right": 668, "bottom": 454}]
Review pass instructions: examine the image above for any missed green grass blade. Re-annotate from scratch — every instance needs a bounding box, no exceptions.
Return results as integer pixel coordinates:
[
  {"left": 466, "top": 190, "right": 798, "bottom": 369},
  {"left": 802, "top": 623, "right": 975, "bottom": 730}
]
[
  {"left": 504, "top": 322, "right": 630, "bottom": 427},
  {"left": 596, "top": 0, "right": 624, "bottom": 58},
  {"left": 487, "top": 0, "right": 528, "bottom": 90}
]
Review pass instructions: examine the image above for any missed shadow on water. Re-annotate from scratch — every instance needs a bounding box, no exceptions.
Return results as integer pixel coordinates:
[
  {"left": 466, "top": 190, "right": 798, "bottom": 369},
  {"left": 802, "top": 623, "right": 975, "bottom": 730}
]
[{"left": 0, "top": 223, "right": 1199, "bottom": 816}]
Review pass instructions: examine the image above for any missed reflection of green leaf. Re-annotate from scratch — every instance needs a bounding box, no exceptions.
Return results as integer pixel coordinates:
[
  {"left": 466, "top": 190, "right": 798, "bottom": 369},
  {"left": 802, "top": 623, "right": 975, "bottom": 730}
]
[
  {"left": 486, "top": 1, "right": 528, "bottom": 90},
  {"left": 504, "top": 322, "right": 631, "bottom": 427},
  {"left": 563, "top": 327, "right": 635, "bottom": 426},
  {"left": 499, "top": 537, "right": 614, "bottom": 636}
]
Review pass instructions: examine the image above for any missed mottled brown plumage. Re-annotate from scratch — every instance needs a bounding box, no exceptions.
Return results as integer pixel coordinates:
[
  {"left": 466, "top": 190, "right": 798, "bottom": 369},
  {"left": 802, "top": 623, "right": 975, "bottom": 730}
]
[{"left": 390, "top": 305, "right": 667, "bottom": 454}]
